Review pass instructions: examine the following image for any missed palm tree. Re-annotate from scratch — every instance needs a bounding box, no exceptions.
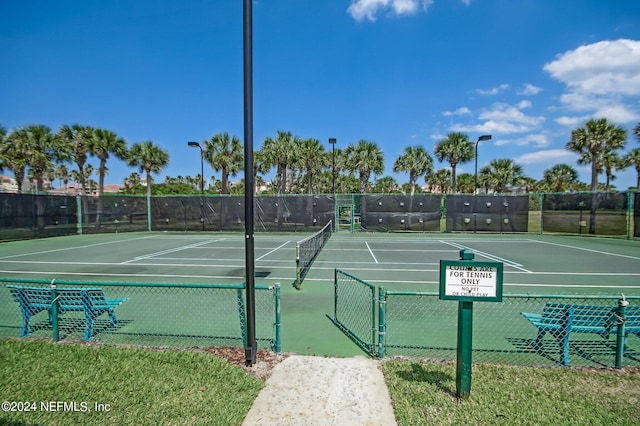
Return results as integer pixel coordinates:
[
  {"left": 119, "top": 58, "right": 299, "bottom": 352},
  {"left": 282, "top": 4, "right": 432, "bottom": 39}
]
[
  {"left": 128, "top": 140, "right": 170, "bottom": 198},
  {"left": 344, "top": 140, "right": 384, "bottom": 194},
  {"left": 455, "top": 173, "right": 475, "bottom": 194},
  {"left": 622, "top": 148, "right": 640, "bottom": 189},
  {"left": 124, "top": 172, "right": 143, "bottom": 192},
  {"left": 14, "top": 125, "right": 62, "bottom": 193},
  {"left": 434, "top": 132, "right": 475, "bottom": 193},
  {"left": 0, "top": 125, "right": 6, "bottom": 171},
  {"left": 203, "top": 133, "right": 243, "bottom": 195},
  {"left": 478, "top": 158, "right": 525, "bottom": 193},
  {"left": 54, "top": 164, "right": 71, "bottom": 192},
  {"left": 88, "top": 128, "right": 128, "bottom": 228},
  {"left": 567, "top": 118, "right": 627, "bottom": 233},
  {"left": 541, "top": 164, "right": 580, "bottom": 193},
  {"left": 88, "top": 128, "right": 127, "bottom": 197},
  {"left": 1, "top": 129, "right": 29, "bottom": 191},
  {"left": 603, "top": 150, "right": 624, "bottom": 191},
  {"left": 425, "top": 169, "right": 452, "bottom": 193},
  {"left": 260, "top": 131, "right": 299, "bottom": 228},
  {"left": 57, "top": 124, "right": 93, "bottom": 196},
  {"left": 393, "top": 145, "right": 433, "bottom": 196},
  {"left": 296, "top": 138, "right": 326, "bottom": 195},
  {"left": 634, "top": 122, "right": 640, "bottom": 139},
  {"left": 260, "top": 131, "right": 298, "bottom": 196},
  {"left": 374, "top": 176, "right": 398, "bottom": 193}
]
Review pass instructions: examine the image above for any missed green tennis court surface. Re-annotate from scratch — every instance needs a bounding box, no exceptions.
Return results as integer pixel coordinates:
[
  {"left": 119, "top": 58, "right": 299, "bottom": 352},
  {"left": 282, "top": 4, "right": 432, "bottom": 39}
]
[
  {"left": 1, "top": 232, "right": 637, "bottom": 291},
  {"left": 1, "top": 232, "right": 638, "bottom": 358}
]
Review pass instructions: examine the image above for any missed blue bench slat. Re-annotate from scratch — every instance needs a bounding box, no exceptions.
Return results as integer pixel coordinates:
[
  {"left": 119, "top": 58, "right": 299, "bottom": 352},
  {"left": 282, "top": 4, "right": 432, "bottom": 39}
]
[{"left": 521, "top": 303, "right": 640, "bottom": 366}]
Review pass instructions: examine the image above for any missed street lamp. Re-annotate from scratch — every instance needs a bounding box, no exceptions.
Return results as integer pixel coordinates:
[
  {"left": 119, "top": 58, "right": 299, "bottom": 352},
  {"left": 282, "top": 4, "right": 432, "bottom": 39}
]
[
  {"left": 474, "top": 135, "right": 492, "bottom": 194},
  {"left": 187, "top": 141, "right": 204, "bottom": 194},
  {"left": 328, "top": 138, "right": 336, "bottom": 195}
]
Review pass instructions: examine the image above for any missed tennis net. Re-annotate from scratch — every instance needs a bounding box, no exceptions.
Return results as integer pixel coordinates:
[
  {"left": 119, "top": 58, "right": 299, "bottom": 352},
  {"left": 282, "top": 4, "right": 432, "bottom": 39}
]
[{"left": 295, "top": 220, "right": 332, "bottom": 289}]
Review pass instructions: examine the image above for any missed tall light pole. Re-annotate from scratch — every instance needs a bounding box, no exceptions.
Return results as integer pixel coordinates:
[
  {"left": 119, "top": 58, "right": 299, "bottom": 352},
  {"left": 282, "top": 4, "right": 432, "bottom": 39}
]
[
  {"left": 329, "top": 138, "right": 336, "bottom": 195},
  {"left": 187, "top": 141, "right": 204, "bottom": 194},
  {"left": 474, "top": 135, "right": 492, "bottom": 194}
]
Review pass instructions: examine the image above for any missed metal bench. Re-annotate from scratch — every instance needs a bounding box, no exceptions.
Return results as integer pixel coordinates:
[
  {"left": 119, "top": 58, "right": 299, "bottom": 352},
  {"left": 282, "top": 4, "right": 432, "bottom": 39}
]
[
  {"left": 521, "top": 302, "right": 640, "bottom": 366},
  {"left": 7, "top": 285, "right": 128, "bottom": 341}
]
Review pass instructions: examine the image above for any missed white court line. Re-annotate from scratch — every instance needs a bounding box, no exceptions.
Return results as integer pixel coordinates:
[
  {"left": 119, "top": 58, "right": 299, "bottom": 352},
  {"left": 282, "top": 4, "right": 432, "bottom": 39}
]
[
  {"left": 121, "top": 238, "right": 225, "bottom": 264},
  {"left": 0, "top": 235, "right": 157, "bottom": 260},
  {"left": 365, "top": 241, "right": 379, "bottom": 263},
  {"left": 256, "top": 241, "right": 290, "bottom": 261},
  {"left": 0, "top": 269, "right": 249, "bottom": 280},
  {"left": 440, "top": 240, "right": 532, "bottom": 273},
  {"left": 528, "top": 239, "right": 640, "bottom": 261}
]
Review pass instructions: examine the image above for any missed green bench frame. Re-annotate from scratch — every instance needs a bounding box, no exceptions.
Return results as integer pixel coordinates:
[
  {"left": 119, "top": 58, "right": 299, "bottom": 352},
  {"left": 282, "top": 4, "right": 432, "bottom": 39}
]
[
  {"left": 8, "top": 285, "right": 128, "bottom": 341},
  {"left": 521, "top": 303, "right": 640, "bottom": 366}
]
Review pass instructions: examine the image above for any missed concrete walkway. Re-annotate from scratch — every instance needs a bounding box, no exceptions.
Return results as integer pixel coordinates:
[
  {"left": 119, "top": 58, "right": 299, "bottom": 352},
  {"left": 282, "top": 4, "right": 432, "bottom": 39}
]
[{"left": 242, "top": 355, "right": 397, "bottom": 426}]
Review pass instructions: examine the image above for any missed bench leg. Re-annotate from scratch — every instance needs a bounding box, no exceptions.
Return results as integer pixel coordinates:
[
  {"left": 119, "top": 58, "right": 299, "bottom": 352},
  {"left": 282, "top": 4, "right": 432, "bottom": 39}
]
[
  {"left": 108, "top": 309, "right": 118, "bottom": 328},
  {"left": 533, "top": 330, "right": 546, "bottom": 351},
  {"left": 84, "top": 310, "right": 95, "bottom": 341},
  {"left": 19, "top": 309, "right": 32, "bottom": 338},
  {"left": 551, "top": 330, "right": 571, "bottom": 366}
]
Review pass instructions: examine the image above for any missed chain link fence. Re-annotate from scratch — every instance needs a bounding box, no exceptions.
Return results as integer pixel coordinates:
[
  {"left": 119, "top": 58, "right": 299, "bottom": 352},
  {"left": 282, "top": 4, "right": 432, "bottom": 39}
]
[
  {"left": 1, "top": 191, "right": 638, "bottom": 240},
  {"left": 0, "top": 278, "right": 281, "bottom": 352},
  {"left": 333, "top": 270, "right": 640, "bottom": 368},
  {"left": 330, "top": 270, "right": 377, "bottom": 356}
]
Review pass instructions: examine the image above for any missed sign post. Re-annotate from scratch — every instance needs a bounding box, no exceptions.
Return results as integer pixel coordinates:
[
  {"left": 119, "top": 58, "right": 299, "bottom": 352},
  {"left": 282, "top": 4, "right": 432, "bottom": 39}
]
[{"left": 439, "top": 249, "right": 503, "bottom": 399}]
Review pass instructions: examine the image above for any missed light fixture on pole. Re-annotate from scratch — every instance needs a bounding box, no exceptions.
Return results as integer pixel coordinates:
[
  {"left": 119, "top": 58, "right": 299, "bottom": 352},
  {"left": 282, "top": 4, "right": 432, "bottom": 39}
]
[
  {"left": 474, "top": 135, "right": 492, "bottom": 194},
  {"left": 187, "top": 141, "right": 204, "bottom": 194},
  {"left": 329, "top": 138, "right": 337, "bottom": 195}
]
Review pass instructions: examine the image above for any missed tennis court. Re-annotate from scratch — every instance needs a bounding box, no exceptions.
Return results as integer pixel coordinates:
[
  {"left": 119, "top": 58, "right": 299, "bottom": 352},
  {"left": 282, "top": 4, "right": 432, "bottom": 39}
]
[{"left": 0, "top": 231, "right": 639, "bottom": 362}]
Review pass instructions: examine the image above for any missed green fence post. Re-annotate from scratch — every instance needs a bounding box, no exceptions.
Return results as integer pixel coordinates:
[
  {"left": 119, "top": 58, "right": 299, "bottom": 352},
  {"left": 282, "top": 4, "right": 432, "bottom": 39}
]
[
  {"left": 76, "top": 195, "right": 83, "bottom": 235},
  {"left": 378, "top": 286, "right": 386, "bottom": 359},
  {"left": 615, "top": 294, "right": 629, "bottom": 369},
  {"left": 333, "top": 269, "right": 338, "bottom": 321},
  {"left": 539, "top": 193, "right": 544, "bottom": 235},
  {"left": 50, "top": 282, "right": 59, "bottom": 342},
  {"left": 456, "top": 300, "right": 474, "bottom": 399},
  {"left": 146, "top": 193, "right": 152, "bottom": 232},
  {"left": 274, "top": 284, "right": 281, "bottom": 354},
  {"left": 627, "top": 191, "right": 633, "bottom": 240}
]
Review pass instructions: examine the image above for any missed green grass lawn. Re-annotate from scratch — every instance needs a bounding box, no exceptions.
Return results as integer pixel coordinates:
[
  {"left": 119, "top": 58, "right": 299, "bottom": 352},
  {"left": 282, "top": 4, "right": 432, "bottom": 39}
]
[
  {"left": 383, "top": 359, "right": 640, "bottom": 425},
  {"left": 3, "top": 338, "right": 640, "bottom": 425},
  {"left": 0, "top": 338, "right": 263, "bottom": 426}
]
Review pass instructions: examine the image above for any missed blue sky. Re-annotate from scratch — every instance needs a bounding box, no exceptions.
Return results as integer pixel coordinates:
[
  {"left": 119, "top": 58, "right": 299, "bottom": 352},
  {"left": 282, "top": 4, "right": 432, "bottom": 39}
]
[{"left": 2, "top": 0, "right": 640, "bottom": 189}]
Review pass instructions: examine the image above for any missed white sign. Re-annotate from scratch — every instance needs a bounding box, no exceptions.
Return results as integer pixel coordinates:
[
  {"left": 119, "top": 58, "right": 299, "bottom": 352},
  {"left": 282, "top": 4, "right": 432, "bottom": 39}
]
[{"left": 444, "top": 264, "right": 499, "bottom": 298}]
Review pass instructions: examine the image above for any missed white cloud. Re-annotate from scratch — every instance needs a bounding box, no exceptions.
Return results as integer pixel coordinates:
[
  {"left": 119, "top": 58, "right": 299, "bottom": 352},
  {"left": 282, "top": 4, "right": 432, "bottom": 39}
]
[
  {"left": 443, "top": 107, "right": 472, "bottom": 116},
  {"left": 555, "top": 115, "right": 590, "bottom": 127},
  {"left": 347, "top": 0, "right": 434, "bottom": 22},
  {"left": 476, "top": 84, "right": 510, "bottom": 96},
  {"left": 515, "top": 149, "right": 578, "bottom": 165},
  {"left": 543, "top": 39, "right": 640, "bottom": 124},
  {"left": 517, "top": 83, "right": 543, "bottom": 96},
  {"left": 450, "top": 101, "right": 545, "bottom": 135}
]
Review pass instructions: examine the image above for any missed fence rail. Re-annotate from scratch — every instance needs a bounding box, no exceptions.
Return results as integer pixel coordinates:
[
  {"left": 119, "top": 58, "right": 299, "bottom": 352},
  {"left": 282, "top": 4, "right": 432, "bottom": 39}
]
[
  {"left": 0, "top": 278, "right": 281, "bottom": 353},
  {"left": 333, "top": 269, "right": 640, "bottom": 368}
]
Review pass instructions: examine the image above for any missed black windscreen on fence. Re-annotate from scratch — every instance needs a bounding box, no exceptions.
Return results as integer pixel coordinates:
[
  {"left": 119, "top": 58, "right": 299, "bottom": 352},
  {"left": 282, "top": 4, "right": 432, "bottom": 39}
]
[
  {"left": 0, "top": 193, "right": 78, "bottom": 239},
  {"left": 81, "top": 195, "right": 149, "bottom": 234},
  {"left": 151, "top": 194, "right": 334, "bottom": 232},
  {"left": 445, "top": 195, "right": 529, "bottom": 232},
  {"left": 360, "top": 194, "right": 442, "bottom": 232},
  {"left": 542, "top": 192, "right": 628, "bottom": 236},
  {"left": 1, "top": 191, "right": 636, "bottom": 240}
]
